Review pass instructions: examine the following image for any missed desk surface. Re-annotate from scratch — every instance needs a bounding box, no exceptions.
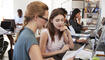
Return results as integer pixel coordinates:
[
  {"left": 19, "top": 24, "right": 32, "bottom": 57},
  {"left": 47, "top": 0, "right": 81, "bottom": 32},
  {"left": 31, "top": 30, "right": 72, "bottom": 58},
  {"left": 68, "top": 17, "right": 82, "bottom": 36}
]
[{"left": 63, "top": 39, "right": 105, "bottom": 60}]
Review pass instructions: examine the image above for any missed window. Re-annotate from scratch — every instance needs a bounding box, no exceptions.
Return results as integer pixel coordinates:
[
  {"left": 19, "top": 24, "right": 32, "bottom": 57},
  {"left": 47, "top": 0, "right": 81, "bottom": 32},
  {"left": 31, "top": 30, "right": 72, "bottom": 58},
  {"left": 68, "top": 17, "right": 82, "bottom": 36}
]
[{"left": 0, "top": 0, "right": 14, "bottom": 22}]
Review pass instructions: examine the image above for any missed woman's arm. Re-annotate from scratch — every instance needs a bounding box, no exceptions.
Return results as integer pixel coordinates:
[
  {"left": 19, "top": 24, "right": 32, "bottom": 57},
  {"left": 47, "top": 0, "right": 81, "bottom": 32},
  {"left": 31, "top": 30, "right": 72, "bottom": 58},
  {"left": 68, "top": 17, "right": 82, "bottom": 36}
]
[
  {"left": 29, "top": 45, "right": 43, "bottom": 60},
  {"left": 40, "top": 31, "right": 69, "bottom": 57},
  {"left": 64, "top": 29, "right": 74, "bottom": 49}
]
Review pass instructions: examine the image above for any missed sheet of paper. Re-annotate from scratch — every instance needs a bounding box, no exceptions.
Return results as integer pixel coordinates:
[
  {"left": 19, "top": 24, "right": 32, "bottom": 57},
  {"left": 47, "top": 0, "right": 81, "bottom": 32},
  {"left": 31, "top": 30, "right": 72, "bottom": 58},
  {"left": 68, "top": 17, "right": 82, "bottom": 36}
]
[
  {"left": 85, "top": 30, "right": 91, "bottom": 33},
  {"left": 73, "top": 34, "right": 90, "bottom": 37},
  {"left": 88, "top": 27, "right": 96, "bottom": 30},
  {"left": 0, "top": 27, "right": 8, "bottom": 35},
  {"left": 76, "top": 50, "right": 92, "bottom": 59},
  {"left": 62, "top": 44, "right": 86, "bottom": 60},
  {"left": 95, "top": 51, "right": 104, "bottom": 55},
  {"left": 79, "top": 37, "right": 87, "bottom": 40}
]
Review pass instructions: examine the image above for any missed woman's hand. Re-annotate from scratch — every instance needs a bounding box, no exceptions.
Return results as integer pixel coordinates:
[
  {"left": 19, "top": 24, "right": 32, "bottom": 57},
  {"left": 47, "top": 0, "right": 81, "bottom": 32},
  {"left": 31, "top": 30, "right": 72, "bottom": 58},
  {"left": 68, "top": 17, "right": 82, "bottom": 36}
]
[
  {"left": 61, "top": 44, "right": 69, "bottom": 53},
  {"left": 78, "top": 16, "right": 81, "bottom": 21},
  {"left": 82, "top": 27, "right": 88, "bottom": 31},
  {"left": 60, "top": 26, "right": 68, "bottom": 32},
  {"left": 67, "top": 56, "right": 75, "bottom": 60},
  {"left": 77, "top": 16, "right": 81, "bottom": 24},
  {"left": 44, "top": 57, "right": 55, "bottom": 60},
  {"left": 76, "top": 39, "right": 87, "bottom": 43}
]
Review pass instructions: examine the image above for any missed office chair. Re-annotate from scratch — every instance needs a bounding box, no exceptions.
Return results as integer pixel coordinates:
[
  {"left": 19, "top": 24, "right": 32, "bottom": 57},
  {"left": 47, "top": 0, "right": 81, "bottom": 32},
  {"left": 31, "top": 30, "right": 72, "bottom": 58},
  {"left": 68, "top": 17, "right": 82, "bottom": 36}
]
[
  {"left": 0, "top": 35, "right": 8, "bottom": 59},
  {"left": 92, "top": 26, "right": 105, "bottom": 57}
]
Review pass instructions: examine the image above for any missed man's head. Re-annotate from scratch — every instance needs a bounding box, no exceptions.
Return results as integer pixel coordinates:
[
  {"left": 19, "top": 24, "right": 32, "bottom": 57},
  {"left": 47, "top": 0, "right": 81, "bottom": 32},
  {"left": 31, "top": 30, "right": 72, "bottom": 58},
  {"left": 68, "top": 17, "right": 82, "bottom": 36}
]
[{"left": 17, "top": 9, "right": 23, "bottom": 18}]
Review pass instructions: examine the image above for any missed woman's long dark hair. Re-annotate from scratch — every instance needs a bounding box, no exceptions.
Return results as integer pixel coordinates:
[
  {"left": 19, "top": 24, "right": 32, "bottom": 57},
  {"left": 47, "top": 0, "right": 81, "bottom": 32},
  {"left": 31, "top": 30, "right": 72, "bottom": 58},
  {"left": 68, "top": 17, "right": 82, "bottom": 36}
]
[
  {"left": 47, "top": 8, "right": 65, "bottom": 42},
  {"left": 70, "top": 8, "right": 81, "bottom": 20}
]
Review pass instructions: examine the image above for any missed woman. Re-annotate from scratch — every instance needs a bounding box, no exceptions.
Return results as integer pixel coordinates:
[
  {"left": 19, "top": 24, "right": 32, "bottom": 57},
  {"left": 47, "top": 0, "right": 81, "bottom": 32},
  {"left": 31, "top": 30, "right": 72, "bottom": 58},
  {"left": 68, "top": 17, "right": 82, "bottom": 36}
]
[
  {"left": 13, "top": 1, "right": 48, "bottom": 60},
  {"left": 40, "top": 8, "right": 74, "bottom": 60},
  {"left": 69, "top": 8, "right": 87, "bottom": 33}
]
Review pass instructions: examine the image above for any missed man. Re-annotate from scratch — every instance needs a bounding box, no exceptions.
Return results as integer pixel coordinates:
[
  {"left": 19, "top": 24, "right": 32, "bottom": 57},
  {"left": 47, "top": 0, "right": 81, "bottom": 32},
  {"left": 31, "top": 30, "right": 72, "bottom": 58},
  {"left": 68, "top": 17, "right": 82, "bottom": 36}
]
[{"left": 15, "top": 9, "right": 24, "bottom": 25}]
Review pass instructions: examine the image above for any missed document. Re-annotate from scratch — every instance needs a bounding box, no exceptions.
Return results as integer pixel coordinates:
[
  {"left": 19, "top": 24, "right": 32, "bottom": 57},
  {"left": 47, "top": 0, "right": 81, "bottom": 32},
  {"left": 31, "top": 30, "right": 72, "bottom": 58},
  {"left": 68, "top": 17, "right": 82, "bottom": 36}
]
[
  {"left": 79, "top": 37, "right": 87, "bottom": 40},
  {"left": 95, "top": 51, "right": 104, "bottom": 55},
  {"left": 62, "top": 44, "right": 86, "bottom": 60},
  {"left": 0, "top": 27, "right": 8, "bottom": 35},
  {"left": 72, "top": 34, "right": 90, "bottom": 37}
]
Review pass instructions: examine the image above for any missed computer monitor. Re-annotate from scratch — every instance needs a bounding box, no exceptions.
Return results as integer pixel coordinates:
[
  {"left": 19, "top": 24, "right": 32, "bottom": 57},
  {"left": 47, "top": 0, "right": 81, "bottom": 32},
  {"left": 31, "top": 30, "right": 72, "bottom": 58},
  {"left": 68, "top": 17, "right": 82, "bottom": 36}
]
[{"left": 1, "top": 19, "right": 16, "bottom": 32}]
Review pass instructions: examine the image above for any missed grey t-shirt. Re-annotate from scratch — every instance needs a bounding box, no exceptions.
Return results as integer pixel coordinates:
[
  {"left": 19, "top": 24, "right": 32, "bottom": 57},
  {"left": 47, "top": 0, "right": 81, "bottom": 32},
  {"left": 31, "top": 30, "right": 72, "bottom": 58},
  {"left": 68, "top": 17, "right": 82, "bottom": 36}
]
[{"left": 13, "top": 27, "right": 38, "bottom": 60}]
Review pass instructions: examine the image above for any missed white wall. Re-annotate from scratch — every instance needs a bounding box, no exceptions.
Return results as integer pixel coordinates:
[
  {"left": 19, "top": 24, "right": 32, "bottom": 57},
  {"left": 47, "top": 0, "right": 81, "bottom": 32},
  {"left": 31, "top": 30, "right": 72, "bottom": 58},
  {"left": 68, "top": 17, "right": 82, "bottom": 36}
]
[
  {"left": 13, "top": 0, "right": 38, "bottom": 18},
  {"left": 14, "top": 0, "right": 72, "bottom": 17},
  {"left": 72, "top": 1, "right": 84, "bottom": 9},
  {"left": 0, "top": 0, "right": 13, "bottom": 19},
  {"left": 61, "top": 0, "right": 72, "bottom": 14},
  {"left": 51, "top": 0, "right": 72, "bottom": 14}
]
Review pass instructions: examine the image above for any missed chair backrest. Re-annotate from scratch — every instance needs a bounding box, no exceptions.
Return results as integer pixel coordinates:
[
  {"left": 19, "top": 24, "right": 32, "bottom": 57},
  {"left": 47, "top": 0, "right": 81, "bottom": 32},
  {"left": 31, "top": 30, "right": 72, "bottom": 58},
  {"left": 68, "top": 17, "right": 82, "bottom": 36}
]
[
  {"left": 92, "top": 26, "right": 105, "bottom": 57},
  {"left": 0, "top": 35, "right": 4, "bottom": 50},
  {"left": 68, "top": 25, "right": 76, "bottom": 35}
]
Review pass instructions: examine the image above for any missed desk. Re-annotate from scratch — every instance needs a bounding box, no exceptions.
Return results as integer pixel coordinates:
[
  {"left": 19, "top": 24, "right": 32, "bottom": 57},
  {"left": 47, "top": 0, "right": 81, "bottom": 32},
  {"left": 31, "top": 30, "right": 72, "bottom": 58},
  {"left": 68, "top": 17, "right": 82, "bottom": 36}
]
[{"left": 63, "top": 39, "right": 105, "bottom": 60}]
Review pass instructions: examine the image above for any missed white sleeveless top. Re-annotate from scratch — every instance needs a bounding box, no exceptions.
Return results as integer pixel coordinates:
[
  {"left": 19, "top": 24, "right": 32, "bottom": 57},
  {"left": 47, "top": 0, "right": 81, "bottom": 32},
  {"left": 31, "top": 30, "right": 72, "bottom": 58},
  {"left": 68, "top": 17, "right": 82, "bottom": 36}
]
[{"left": 41, "top": 29, "right": 65, "bottom": 52}]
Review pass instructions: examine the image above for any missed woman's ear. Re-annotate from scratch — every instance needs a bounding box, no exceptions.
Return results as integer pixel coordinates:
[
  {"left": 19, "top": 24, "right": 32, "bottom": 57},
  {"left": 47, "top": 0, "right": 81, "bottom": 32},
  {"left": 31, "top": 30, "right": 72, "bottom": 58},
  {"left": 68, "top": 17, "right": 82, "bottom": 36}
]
[
  {"left": 51, "top": 19, "right": 53, "bottom": 23},
  {"left": 34, "top": 15, "right": 38, "bottom": 21}
]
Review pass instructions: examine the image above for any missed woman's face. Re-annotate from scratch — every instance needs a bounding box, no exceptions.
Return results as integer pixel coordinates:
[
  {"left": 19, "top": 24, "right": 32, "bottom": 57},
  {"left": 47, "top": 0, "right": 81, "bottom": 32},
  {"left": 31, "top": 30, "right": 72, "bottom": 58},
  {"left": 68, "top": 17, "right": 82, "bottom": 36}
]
[
  {"left": 75, "top": 12, "right": 80, "bottom": 18},
  {"left": 52, "top": 14, "right": 65, "bottom": 30},
  {"left": 37, "top": 10, "right": 48, "bottom": 29}
]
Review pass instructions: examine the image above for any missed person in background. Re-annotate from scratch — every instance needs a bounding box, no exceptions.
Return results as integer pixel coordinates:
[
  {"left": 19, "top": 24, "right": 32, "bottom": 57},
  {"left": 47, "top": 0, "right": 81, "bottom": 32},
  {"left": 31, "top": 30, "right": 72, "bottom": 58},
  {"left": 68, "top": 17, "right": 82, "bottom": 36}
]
[
  {"left": 57, "top": 8, "right": 87, "bottom": 44},
  {"left": 69, "top": 8, "right": 88, "bottom": 33},
  {"left": 15, "top": 9, "right": 24, "bottom": 25},
  {"left": 13, "top": 1, "right": 49, "bottom": 60},
  {"left": 40, "top": 8, "right": 74, "bottom": 60}
]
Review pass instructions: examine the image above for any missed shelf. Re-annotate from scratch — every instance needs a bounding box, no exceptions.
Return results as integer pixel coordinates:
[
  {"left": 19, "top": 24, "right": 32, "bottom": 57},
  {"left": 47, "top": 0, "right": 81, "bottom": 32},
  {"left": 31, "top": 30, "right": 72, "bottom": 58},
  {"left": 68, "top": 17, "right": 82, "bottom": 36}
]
[{"left": 83, "top": 0, "right": 100, "bottom": 19}]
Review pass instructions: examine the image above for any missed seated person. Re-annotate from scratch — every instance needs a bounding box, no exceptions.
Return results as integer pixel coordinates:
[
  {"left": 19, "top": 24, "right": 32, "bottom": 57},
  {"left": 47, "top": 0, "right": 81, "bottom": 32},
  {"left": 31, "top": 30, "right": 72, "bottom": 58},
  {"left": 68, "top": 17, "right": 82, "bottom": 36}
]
[
  {"left": 15, "top": 9, "right": 24, "bottom": 25},
  {"left": 57, "top": 8, "right": 87, "bottom": 44},
  {"left": 68, "top": 25, "right": 87, "bottom": 44},
  {"left": 40, "top": 8, "right": 74, "bottom": 60},
  {"left": 13, "top": 1, "right": 49, "bottom": 60},
  {"left": 69, "top": 8, "right": 88, "bottom": 33}
]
